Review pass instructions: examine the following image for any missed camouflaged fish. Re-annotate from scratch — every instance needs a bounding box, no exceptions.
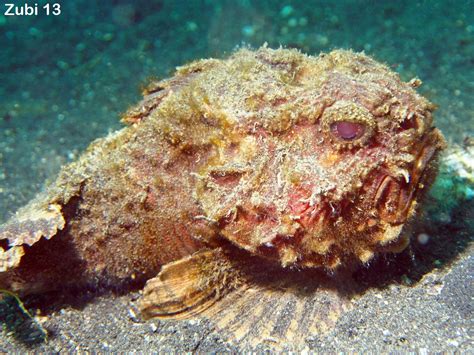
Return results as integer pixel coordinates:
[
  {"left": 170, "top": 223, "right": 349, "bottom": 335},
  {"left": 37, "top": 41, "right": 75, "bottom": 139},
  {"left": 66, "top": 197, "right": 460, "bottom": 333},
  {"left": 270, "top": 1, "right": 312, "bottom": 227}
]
[{"left": 0, "top": 46, "right": 445, "bottom": 347}]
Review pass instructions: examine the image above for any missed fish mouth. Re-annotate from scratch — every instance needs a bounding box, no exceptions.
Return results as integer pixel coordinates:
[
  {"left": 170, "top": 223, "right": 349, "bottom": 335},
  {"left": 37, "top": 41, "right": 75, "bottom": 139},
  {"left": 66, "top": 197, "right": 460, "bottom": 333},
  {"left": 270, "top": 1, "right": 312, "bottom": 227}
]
[{"left": 375, "top": 129, "right": 442, "bottom": 224}]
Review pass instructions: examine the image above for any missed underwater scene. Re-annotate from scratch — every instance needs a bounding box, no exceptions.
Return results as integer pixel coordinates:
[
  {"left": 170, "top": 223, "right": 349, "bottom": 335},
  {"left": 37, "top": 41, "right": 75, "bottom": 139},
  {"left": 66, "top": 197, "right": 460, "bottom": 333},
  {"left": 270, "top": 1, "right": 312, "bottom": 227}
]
[{"left": 0, "top": 0, "right": 472, "bottom": 352}]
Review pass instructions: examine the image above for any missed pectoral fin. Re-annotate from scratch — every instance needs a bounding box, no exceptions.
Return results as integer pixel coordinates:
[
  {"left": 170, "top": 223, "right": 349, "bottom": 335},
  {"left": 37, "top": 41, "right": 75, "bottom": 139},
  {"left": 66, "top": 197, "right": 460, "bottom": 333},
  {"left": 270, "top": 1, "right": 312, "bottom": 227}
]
[
  {"left": 139, "top": 248, "right": 241, "bottom": 320},
  {"left": 139, "top": 249, "right": 354, "bottom": 350}
]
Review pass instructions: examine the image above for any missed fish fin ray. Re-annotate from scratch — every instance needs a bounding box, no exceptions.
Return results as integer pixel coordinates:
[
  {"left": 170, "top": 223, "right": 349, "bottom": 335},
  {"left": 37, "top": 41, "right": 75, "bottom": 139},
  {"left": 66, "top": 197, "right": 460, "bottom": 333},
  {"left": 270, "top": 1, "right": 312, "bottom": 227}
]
[{"left": 139, "top": 248, "right": 240, "bottom": 319}]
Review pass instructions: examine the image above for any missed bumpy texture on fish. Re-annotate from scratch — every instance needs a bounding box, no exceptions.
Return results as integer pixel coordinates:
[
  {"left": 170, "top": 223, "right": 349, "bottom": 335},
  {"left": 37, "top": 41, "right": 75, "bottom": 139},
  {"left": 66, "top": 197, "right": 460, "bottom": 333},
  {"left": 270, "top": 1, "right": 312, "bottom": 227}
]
[{"left": 0, "top": 46, "right": 445, "bottom": 297}]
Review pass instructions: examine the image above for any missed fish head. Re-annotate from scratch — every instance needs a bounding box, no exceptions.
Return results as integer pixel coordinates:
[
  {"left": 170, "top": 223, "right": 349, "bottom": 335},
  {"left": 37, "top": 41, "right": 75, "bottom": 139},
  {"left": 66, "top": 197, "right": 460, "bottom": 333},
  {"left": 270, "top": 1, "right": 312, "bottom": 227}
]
[{"left": 187, "top": 48, "right": 446, "bottom": 269}]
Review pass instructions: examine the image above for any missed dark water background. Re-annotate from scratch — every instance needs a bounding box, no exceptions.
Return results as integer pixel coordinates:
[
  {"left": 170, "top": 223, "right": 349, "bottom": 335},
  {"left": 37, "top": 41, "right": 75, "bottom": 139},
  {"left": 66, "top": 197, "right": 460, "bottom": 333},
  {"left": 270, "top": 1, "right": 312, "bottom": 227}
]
[{"left": 0, "top": 0, "right": 473, "bottom": 222}]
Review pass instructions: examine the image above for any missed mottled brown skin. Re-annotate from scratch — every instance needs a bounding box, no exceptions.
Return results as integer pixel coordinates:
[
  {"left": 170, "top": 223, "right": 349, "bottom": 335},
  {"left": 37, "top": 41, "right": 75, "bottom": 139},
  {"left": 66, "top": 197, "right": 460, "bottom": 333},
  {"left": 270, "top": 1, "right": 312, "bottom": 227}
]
[{"left": 0, "top": 47, "right": 445, "bottom": 304}]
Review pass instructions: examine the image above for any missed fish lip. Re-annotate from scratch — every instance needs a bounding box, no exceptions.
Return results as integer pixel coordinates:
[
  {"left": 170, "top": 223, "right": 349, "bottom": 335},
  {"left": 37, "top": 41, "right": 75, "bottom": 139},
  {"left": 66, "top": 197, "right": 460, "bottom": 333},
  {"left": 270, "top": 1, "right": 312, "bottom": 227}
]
[{"left": 375, "top": 130, "right": 441, "bottom": 224}]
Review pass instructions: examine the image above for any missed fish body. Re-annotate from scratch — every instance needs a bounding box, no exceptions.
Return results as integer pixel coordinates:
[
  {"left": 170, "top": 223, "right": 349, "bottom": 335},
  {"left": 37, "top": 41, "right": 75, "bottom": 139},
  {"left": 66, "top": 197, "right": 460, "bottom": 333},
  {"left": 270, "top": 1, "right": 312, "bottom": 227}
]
[{"left": 0, "top": 47, "right": 445, "bottom": 329}]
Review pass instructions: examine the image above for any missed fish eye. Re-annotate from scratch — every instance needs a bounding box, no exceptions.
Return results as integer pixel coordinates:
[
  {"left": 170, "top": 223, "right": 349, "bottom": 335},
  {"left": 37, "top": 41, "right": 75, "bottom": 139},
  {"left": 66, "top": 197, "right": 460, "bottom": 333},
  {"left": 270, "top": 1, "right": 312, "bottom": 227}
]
[
  {"left": 330, "top": 121, "right": 366, "bottom": 140},
  {"left": 321, "top": 101, "right": 376, "bottom": 148}
]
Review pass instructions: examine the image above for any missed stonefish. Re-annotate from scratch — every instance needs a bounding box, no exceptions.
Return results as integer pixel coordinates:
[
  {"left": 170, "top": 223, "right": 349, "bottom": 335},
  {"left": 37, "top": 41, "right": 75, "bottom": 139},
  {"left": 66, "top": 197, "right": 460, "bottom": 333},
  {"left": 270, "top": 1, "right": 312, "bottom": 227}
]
[{"left": 0, "top": 47, "right": 445, "bottom": 345}]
